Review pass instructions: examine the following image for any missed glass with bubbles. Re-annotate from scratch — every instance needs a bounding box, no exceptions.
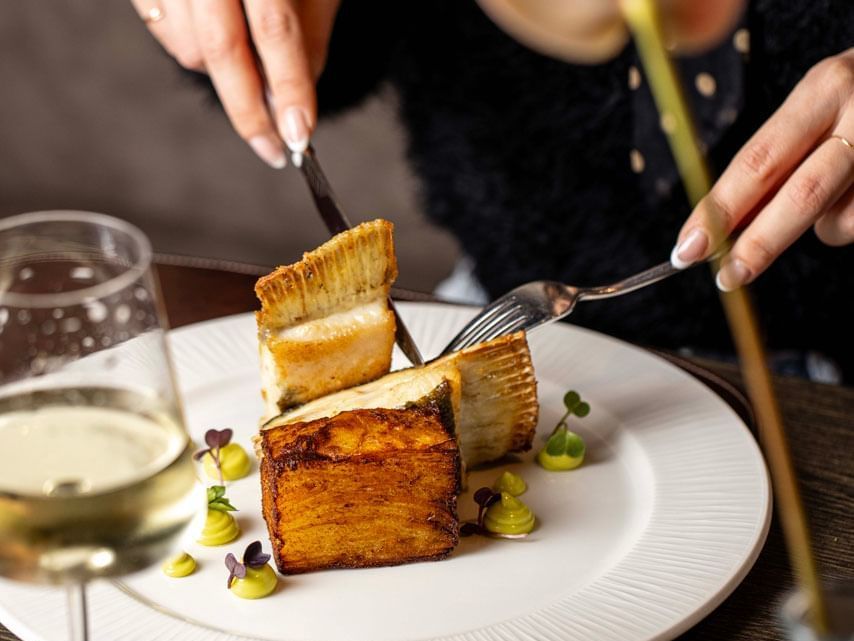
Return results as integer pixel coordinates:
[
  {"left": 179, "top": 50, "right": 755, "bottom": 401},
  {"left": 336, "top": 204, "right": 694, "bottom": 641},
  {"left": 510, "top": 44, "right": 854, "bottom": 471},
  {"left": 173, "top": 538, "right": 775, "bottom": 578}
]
[{"left": 0, "top": 211, "right": 202, "bottom": 640}]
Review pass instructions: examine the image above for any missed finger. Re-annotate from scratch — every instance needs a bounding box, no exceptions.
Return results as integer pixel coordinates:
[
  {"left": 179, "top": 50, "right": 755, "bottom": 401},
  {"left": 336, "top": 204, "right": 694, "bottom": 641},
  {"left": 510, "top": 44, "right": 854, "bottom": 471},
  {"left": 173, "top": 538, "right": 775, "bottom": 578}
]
[
  {"left": 671, "top": 55, "right": 852, "bottom": 268},
  {"left": 191, "top": 0, "right": 286, "bottom": 168},
  {"left": 298, "top": 0, "right": 341, "bottom": 80},
  {"left": 132, "top": 0, "right": 205, "bottom": 71},
  {"left": 243, "top": 0, "right": 316, "bottom": 155},
  {"left": 131, "top": 0, "right": 170, "bottom": 43},
  {"left": 161, "top": 0, "right": 205, "bottom": 70},
  {"left": 815, "top": 185, "right": 854, "bottom": 246},
  {"left": 715, "top": 133, "right": 854, "bottom": 291}
]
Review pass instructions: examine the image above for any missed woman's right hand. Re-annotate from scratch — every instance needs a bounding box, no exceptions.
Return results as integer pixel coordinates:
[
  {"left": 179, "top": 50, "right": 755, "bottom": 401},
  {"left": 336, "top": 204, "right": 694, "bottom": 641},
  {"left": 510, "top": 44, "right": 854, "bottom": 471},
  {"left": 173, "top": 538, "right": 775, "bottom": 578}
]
[{"left": 131, "top": 0, "right": 341, "bottom": 168}]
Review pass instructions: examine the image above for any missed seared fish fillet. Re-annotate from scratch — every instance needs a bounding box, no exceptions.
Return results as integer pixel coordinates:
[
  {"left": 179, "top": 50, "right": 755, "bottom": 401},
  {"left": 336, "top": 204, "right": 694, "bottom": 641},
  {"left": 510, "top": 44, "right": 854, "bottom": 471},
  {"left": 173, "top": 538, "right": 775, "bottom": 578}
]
[
  {"left": 259, "top": 332, "right": 538, "bottom": 468},
  {"left": 255, "top": 220, "right": 397, "bottom": 417},
  {"left": 260, "top": 381, "right": 461, "bottom": 574}
]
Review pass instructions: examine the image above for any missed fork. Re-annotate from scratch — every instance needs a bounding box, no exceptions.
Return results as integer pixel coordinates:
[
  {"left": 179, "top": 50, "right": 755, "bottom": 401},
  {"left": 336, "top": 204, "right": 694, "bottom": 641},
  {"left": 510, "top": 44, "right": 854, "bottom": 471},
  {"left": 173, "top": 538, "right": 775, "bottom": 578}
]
[{"left": 440, "top": 260, "right": 685, "bottom": 355}]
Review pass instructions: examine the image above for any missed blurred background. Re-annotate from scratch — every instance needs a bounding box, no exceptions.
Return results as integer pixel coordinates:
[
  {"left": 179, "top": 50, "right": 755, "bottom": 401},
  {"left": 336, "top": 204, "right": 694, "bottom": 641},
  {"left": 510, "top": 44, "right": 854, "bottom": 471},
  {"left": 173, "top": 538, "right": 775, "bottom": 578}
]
[{"left": 0, "top": 1, "right": 459, "bottom": 292}]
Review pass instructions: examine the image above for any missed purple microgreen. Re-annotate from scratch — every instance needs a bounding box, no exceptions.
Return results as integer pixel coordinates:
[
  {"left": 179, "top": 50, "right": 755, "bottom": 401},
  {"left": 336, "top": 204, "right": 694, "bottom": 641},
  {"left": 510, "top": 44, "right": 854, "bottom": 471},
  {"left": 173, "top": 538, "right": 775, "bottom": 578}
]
[
  {"left": 462, "top": 489, "right": 528, "bottom": 540},
  {"left": 483, "top": 492, "right": 501, "bottom": 509},
  {"left": 215, "top": 428, "right": 233, "bottom": 448},
  {"left": 243, "top": 540, "right": 271, "bottom": 569},
  {"left": 205, "top": 428, "right": 228, "bottom": 448},
  {"left": 473, "top": 487, "right": 499, "bottom": 508},
  {"left": 207, "top": 485, "right": 237, "bottom": 512},
  {"left": 205, "top": 429, "right": 219, "bottom": 449},
  {"left": 464, "top": 487, "right": 502, "bottom": 539},
  {"left": 224, "top": 552, "right": 246, "bottom": 589},
  {"left": 197, "top": 428, "right": 233, "bottom": 484}
]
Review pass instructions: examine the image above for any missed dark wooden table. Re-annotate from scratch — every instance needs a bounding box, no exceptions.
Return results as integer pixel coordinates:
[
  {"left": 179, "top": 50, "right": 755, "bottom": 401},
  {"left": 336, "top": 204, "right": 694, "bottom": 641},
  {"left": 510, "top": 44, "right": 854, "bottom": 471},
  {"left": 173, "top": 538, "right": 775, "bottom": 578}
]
[{"left": 2, "top": 261, "right": 852, "bottom": 641}]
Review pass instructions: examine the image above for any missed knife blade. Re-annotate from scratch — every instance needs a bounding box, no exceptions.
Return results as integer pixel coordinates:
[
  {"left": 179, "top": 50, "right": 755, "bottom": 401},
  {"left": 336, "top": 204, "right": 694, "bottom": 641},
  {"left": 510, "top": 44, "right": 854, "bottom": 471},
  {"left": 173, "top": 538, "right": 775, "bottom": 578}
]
[{"left": 296, "top": 145, "right": 425, "bottom": 367}]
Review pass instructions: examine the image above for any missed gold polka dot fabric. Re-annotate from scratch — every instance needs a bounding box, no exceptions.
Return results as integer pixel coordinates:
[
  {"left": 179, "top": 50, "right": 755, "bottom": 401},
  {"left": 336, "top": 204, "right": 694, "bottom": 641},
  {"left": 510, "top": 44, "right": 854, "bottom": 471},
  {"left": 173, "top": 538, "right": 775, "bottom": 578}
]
[
  {"left": 630, "top": 149, "right": 645, "bottom": 173},
  {"left": 733, "top": 28, "right": 751, "bottom": 55},
  {"left": 628, "top": 65, "right": 642, "bottom": 90},
  {"left": 628, "top": 23, "right": 747, "bottom": 206},
  {"left": 695, "top": 72, "right": 717, "bottom": 97}
]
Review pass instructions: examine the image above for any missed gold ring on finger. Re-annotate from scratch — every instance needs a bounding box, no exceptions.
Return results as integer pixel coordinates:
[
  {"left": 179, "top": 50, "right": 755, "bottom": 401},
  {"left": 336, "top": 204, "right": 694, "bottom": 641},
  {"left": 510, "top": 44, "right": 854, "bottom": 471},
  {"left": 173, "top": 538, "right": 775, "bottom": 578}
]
[
  {"left": 830, "top": 134, "right": 854, "bottom": 150},
  {"left": 142, "top": 6, "right": 166, "bottom": 23}
]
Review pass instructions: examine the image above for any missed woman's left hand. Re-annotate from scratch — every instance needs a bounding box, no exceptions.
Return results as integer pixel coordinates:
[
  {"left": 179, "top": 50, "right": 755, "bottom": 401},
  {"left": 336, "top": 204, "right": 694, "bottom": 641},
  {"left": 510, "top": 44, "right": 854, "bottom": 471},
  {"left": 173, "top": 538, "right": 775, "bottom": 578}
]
[{"left": 671, "top": 48, "right": 854, "bottom": 291}]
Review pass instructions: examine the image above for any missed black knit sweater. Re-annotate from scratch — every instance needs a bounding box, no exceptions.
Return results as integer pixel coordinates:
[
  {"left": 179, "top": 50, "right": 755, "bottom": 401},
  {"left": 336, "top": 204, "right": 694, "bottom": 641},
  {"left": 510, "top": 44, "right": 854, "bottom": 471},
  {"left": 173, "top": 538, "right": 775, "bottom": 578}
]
[{"left": 312, "top": 0, "right": 854, "bottom": 377}]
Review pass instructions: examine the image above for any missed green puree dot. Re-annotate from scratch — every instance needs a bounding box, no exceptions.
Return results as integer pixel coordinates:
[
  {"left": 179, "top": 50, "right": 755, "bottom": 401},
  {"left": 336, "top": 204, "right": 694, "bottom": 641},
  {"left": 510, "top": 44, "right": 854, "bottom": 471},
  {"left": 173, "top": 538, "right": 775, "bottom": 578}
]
[
  {"left": 538, "top": 426, "right": 585, "bottom": 471},
  {"left": 493, "top": 470, "right": 527, "bottom": 496},
  {"left": 484, "top": 492, "right": 535, "bottom": 535},
  {"left": 230, "top": 564, "right": 277, "bottom": 599},
  {"left": 162, "top": 552, "right": 195, "bottom": 577}
]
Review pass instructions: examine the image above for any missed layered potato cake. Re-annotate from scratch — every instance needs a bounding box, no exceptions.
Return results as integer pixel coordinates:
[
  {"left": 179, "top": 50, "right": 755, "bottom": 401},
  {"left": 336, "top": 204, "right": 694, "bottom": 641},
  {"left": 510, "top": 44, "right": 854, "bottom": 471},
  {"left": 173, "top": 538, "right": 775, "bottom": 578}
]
[
  {"left": 259, "top": 382, "right": 461, "bottom": 573},
  {"left": 255, "top": 220, "right": 397, "bottom": 418}
]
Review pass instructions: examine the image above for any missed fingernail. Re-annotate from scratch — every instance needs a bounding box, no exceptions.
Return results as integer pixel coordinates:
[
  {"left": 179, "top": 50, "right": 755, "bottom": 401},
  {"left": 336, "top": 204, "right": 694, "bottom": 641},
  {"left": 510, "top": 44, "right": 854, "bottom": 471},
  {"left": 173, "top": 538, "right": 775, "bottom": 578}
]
[
  {"left": 249, "top": 135, "right": 286, "bottom": 169},
  {"left": 715, "top": 258, "right": 752, "bottom": 292},
  {"left": 279, "top": 107, "right": 310, "bottom": 154},
  {"left": 670, "top": 228, "right": 709, "bottom": 269}
]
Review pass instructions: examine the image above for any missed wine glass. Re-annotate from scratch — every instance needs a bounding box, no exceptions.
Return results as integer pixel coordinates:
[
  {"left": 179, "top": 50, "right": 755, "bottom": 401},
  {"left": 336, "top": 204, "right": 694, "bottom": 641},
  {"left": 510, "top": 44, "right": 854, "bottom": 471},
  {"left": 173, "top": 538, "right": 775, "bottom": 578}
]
[{"left": 0, "top": 211, "right": 203, "bottom": 640}]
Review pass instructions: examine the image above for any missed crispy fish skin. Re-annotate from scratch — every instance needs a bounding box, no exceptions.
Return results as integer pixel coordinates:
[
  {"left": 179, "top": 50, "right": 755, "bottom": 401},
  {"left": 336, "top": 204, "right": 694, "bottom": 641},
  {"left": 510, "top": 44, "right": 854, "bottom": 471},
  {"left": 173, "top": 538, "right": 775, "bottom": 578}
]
[
  {"left": 255, "top": 220, "right": 397, "bottom": 415},
  {"left": 262, "top": 359, "right": 463, "bottom": 434},
  {"left": 439, "top": 333, "right": 539, "bottom": 467},
  {"left": 260, "top": 382, "right": 460, "bottom": 574},
  {"left": 258, "top": 332, "right": 539, "bottom": 468},
  {"left": 255, "top": 219, "right": 397, "bottom": 327}
]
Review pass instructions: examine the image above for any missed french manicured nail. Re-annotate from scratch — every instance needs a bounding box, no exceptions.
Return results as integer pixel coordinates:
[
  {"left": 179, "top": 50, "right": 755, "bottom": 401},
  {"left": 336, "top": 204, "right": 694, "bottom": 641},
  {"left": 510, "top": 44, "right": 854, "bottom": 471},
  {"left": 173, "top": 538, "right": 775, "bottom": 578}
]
[
  {"left": 715, "top": 258, "right": 751, "bottom": 292},
  {"left": 249, "top": 135, "right": 286, "bottom": 169},
  {"left": 670, "top": 228, "right": 709, "bottom": 269},
  {"left": 280, "top": 107, "right": 310, "bottom": 154}
]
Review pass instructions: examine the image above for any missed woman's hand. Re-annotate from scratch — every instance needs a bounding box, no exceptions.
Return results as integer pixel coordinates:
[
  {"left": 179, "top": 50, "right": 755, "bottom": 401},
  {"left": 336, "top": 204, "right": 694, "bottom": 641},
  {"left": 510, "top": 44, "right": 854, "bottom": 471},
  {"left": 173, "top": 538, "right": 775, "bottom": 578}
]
[
  {"left": 671, "top": 48, "right": 854, "bottom": 291},
  {"left": 131, "top": 0, "right": 341, "bottom": 168}
]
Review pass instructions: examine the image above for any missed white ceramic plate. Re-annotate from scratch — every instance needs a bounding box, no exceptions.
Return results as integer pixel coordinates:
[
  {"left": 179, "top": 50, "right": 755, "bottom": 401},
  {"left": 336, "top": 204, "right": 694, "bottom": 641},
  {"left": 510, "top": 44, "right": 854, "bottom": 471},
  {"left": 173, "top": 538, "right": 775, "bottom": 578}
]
[{"left": 0, "top": 303, "right": 771, "bottom": 641}]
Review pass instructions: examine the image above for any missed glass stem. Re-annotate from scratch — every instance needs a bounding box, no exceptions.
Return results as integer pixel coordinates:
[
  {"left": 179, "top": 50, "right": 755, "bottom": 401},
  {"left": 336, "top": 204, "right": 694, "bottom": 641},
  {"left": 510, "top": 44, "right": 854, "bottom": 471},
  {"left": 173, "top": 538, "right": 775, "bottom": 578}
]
[{"left": 67, "top": 582, "right": 89, "bottom": 641}]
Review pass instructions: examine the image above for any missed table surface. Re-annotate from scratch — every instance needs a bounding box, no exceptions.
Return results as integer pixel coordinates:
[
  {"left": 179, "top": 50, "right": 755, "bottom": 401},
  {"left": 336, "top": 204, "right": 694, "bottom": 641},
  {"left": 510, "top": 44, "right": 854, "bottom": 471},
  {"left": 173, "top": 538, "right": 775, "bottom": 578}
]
[{"left": 2, "top": 260, "right": 852, "bottom": 641}]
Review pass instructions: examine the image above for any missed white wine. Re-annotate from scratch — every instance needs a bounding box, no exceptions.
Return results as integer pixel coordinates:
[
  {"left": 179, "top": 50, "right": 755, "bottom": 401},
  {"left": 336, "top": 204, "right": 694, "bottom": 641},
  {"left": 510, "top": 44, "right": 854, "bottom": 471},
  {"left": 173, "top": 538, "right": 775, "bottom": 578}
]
[{"left": 0, "top": 388, "right": 202, "bottom": 584}]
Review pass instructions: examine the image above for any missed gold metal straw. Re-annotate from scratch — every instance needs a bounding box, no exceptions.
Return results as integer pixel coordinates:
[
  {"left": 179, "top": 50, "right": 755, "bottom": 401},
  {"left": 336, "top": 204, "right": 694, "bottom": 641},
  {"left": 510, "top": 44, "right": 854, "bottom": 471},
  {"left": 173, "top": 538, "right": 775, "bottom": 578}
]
[{"left": 619, "top": 0, "right": 829, "bottom": 634}]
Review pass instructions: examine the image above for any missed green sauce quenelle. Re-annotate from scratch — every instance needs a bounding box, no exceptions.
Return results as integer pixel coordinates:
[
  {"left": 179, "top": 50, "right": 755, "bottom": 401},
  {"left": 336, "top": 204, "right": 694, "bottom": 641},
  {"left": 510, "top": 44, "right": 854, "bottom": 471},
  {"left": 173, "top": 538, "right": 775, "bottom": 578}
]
[
  {"left": 198, "top": 485, "right": 240, "bottom": 546},
  {"left": 484, "top": 491, "right": 536, "bottom": 535},
  {"left": 493, "top": 470, "right": 527, "bottom": 496},
  {"left": 226, "top": 541, "right": 278, "bottom": 599},
  {"left": 230, "top": 565, "right": 278, "bottom": 599},
  {"left": 538, "top": 389, "right": 590, "bottom": 471},
  {"left": 203, "top": 443, "right": 251, "bottom": 481},
  {"left": 199, "top": 509, "right": 240, "bottom": 546},
  {"left": 194, "top": 428, "right": 251, "bottom": 484},
  {"left": 537, "top": 427, "right": 586, "bottom": 471},
  {"left": 162, "top": 551, "right": 196, "bottom": 577}
]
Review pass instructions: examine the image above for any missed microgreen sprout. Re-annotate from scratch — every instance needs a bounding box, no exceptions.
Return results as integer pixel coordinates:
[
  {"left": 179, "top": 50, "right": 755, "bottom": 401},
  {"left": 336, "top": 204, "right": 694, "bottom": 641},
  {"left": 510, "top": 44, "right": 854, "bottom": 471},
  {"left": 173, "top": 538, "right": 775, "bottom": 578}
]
[
  {"left": 460, "top": 487, "right": 501, "bottom": 538},
  {"left": 225, "top": 541, "right": 272, "bottom": 589},
  {"left": 553, "top": 391, "right": 590, "bottom": 434},
  {"left": 193, "top": 428, "right": 233, "bottom": 484},
  {"left": 537, "top": 390, "right": 589, "bottom": 471},
  {"left": 207, "top": 485, "right": 237, "bottom": 512}
]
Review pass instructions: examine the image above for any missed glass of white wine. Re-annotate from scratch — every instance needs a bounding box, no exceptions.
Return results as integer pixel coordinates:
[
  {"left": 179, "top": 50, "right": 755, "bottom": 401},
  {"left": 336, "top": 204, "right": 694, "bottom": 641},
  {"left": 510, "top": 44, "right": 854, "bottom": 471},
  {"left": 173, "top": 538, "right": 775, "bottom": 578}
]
[{"left": 0, "top": 211, "right": 203, "bottom": 640}]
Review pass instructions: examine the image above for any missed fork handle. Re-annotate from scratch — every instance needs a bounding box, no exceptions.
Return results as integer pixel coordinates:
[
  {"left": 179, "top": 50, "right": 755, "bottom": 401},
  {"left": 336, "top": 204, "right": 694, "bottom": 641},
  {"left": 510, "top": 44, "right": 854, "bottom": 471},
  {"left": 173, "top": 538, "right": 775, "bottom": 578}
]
[{"left": 577, "top": 260, "right": 682, "bottom": 301}]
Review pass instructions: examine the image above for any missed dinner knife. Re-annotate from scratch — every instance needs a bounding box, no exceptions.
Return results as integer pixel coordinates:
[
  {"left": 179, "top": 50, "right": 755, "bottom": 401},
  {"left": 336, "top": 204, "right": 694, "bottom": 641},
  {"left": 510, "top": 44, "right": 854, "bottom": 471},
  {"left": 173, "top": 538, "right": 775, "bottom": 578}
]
[{"left": 296, "top": 145, "right": 425, "bottom": 367}]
